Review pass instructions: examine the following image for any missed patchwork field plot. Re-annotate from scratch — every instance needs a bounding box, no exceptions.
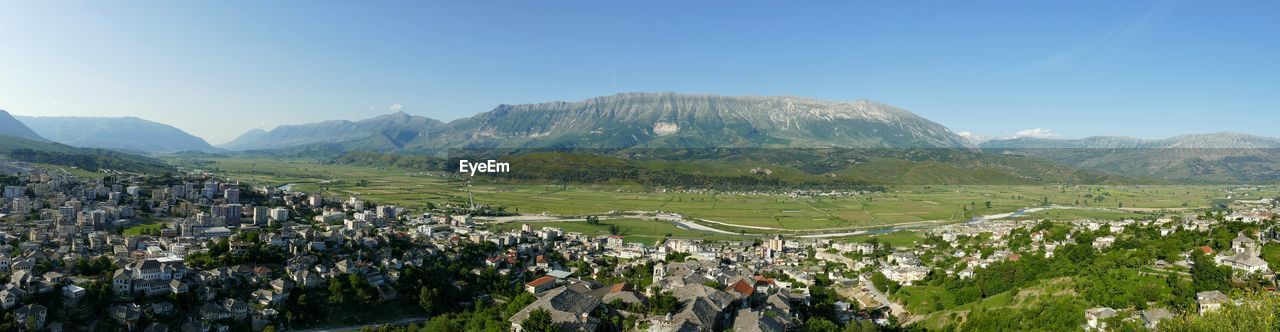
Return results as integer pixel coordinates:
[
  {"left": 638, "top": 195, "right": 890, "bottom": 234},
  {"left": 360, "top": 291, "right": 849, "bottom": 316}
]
[
  {"left": 174, "top": 157, "right": 1276, "bottom": 232},
  {"left": 487, "top": 218, "right": 743, "bottom": 245}
]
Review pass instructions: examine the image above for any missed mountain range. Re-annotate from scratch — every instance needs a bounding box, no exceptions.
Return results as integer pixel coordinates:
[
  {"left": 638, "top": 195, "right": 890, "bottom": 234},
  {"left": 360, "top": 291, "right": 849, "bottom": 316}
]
[
  {"left": 980, "top": 134, "right": 1280, "bottom": 183},
  {"left": 219, "top": 93, "right": 973, "bottom": 151},
  {"left": 220, "top": 111, "right": 445, "bottom": 151},
  {"left": 0, "top": 110, "right": 169, "bottom": 172},
  {"left": 2, "top": 92, "right": 1280, "bottom": 183},
  {"left": 16, "top": 115, "right": 215, "bottom": 153},
  {"left": 980, "top": 133, "right": 1280, "bottom": 149}
]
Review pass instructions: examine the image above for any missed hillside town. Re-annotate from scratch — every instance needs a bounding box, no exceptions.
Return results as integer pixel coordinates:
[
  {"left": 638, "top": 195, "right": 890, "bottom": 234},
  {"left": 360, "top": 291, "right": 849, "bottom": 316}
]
[{"left": 0, "top": 158, "right": 1278, "bottom": 331}]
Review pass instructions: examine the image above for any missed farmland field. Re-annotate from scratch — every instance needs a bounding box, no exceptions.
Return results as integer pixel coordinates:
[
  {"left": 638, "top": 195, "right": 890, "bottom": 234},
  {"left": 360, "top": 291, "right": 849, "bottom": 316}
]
[
  {"left": 486, "top": 218, "right": 744, "bottom": 245},
  {"left": 172, "top": 157, "right": 1278, "bottom": 232}
]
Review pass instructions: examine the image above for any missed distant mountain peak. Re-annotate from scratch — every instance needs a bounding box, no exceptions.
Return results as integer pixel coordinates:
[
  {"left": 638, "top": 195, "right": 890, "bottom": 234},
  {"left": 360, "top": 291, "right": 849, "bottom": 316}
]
[
  {"left": 15, "top": 115, "right": 213, "bottom": 153},
  {"left": 219, "top": 111, "right": 446, "bottom": 151},
  {"left": 0, "top": 110, "right": 48, "bottom": 142},
  {"left": 222, "top": 92, "right": 973, "bottom": 151}
]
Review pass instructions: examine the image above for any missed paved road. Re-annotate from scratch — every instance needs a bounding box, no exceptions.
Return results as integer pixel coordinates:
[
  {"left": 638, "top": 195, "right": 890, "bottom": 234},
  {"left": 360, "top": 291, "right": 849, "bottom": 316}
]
[
  {"left": 469, "top": 205, "right": 1132, "bottom": 240},
  {"left": 672, "top": 219, "right": 743, "bottom": 235},
  {"left": 863, "top": 278, "right": 907, "bottom": 319}
]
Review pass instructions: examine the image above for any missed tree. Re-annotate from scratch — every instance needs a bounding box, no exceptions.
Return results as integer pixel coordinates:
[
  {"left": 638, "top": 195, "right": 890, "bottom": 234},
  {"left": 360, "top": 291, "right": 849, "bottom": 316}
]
[
  {"left": 349, "top": 274, "right": 377, "bottom": 304},
  {"left": 1162, "top": 292, "right": 1280, "bottom": 331},
  {"left": 803, "top": 317, "right": 839, "bottom": 332},
  {"left": 1190, "top": 251, "right": 1230, "bottom": 293},
  {"left": 504, "top": 292, "right": 537, "bottom": 318},
  {"left": 419, "top": 287, "right": 439, "bottom": 314},
  {"left": 0, "top": 313, "right": 14, "bottom": 332},
  {"left": 608, "top": 224, "right": 621, "bottom": 236},
  {"left": 648, "top": 292, "right": 680, "bottom": 315},
  {"left": 423, "top": 315, "right": 461, "bottom": 332},
  {"left": 328, "top": 278, "right": 347, "bottom": 305},
  {"left": 844, "top": 319, "right": 878, "bottom": 332},
  {"left": 870, "top": 272, "right": 898, "bottom": 295},
  {"left": 521, "top": 308, "right": 558, "bottom": 332}
]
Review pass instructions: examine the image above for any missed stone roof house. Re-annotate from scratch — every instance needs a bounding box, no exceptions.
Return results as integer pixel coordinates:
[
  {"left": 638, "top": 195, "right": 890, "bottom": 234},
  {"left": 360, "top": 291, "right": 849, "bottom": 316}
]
[{"left": 509, "top": 286, "right": 602, "bottom": 332}]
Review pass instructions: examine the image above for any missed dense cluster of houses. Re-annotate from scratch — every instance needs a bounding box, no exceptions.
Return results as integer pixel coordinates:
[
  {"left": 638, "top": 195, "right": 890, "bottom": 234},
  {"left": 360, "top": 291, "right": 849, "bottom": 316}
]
[
  {"left": 0, "top": 160, "right": 429, "bottom": 330},
  {"left": 6, "top": 155, "right": 1279, "bottom": 332}
]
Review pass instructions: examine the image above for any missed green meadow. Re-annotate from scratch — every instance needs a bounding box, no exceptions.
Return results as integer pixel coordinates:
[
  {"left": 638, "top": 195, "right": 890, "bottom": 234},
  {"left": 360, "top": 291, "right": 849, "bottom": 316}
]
[
  {"left": 486, "top": 218, "right": 744, "bottom": 245},
  {"left": 122, "top": 219, "right": 167, "bottom": 236},
  {"left": 172, "top": 157, "right": 1272, "bottom": 232}
]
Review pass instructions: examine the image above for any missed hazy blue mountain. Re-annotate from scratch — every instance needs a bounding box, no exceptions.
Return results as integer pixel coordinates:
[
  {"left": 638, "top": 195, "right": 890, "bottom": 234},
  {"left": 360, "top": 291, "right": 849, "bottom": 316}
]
[
  {"left": 980, "top": 132, "right": 1280, "bottom": 149},
  {"left": 16, "top": 115, "right": 214, "bottom": 153},
  {"left": 981, "top": 132, "right": 1280, "bottom": 183},
  {"left": 221, "top": 93, "right": 973, "bottom": 151},
  {"left": 219, "top": 111, "right": 446, "bottom": 151},
  {"left": 0, "top": 110, "right": 47, "bottom": 142}
]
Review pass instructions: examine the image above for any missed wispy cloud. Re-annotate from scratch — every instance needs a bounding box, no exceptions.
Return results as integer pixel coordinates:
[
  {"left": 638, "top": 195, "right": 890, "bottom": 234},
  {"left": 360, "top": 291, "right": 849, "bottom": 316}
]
[
  {"left": 961, "top": 128, "right": 1060, "bottom": 143},
  {"left": 1013, "top": 128, "right": 1057, "bottom": 138},
  {"left": 388, "top": 103, "right": 404, "bottom": 111},
  {"left": 1032, "top": 0, "right": 1177, "bottom": 68},
  {"left": 958, "top": 131, "right": 994, "bottom": 144}
]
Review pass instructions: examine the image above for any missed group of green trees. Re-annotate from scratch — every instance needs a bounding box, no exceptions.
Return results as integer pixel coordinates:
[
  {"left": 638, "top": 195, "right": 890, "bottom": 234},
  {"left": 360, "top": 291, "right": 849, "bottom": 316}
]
[
  {"left": 6, "top": 147, "right": 168, "bottom": 173},
  {"left": 184, "top": 233, "right": 289, "bottom": 269},
  {"left": 895, "top": 219, "right": 1256, "bottom": 330},
  {"left": 1160, "top": 292, "right": 1280, "bottom": 331},
  {"left": 0, "top": 258, "right": 118, "bottom": 331},
  {"left": 331, "top": 151, "right": 448, "bottom": 170},
  {"left": 71, "top": 256, "right": 117, "bottom": 276},
  {"left": 327, "top": 273, "right": 381, "bottom": 307}
]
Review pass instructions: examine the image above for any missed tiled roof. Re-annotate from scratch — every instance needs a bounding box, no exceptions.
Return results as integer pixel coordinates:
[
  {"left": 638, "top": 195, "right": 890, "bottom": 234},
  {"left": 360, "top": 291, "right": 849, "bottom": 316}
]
[
  {"left": 726, "top": 280, "right": 754, "bottom": 297},
  {"left": 527, "top": 275, "right": 556, "bottom": 287}
]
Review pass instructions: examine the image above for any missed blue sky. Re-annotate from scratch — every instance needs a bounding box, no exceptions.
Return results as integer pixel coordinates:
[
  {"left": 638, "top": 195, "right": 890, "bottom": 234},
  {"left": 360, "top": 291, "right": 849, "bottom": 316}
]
[{"left": 1, "top": 0, "right": 1277, "bottom": 144}]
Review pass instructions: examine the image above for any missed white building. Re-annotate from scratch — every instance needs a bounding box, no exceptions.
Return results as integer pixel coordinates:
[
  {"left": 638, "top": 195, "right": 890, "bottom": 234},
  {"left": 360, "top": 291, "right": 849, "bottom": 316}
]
[
  {"left": 1215, "top": 233, "right": 1270, "bottom": 274},
  {"left": 269, "top": 207, "right": 290, "bottom": 222}
]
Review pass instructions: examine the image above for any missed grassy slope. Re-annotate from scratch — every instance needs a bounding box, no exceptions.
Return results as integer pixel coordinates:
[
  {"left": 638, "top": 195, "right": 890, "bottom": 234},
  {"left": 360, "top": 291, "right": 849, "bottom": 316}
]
[
  {"left": 0, "top": 134, "right": 170, "bottom": 173},
  {"left": 907, "top": 277, "right": 1078, "bottom": 330}
]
